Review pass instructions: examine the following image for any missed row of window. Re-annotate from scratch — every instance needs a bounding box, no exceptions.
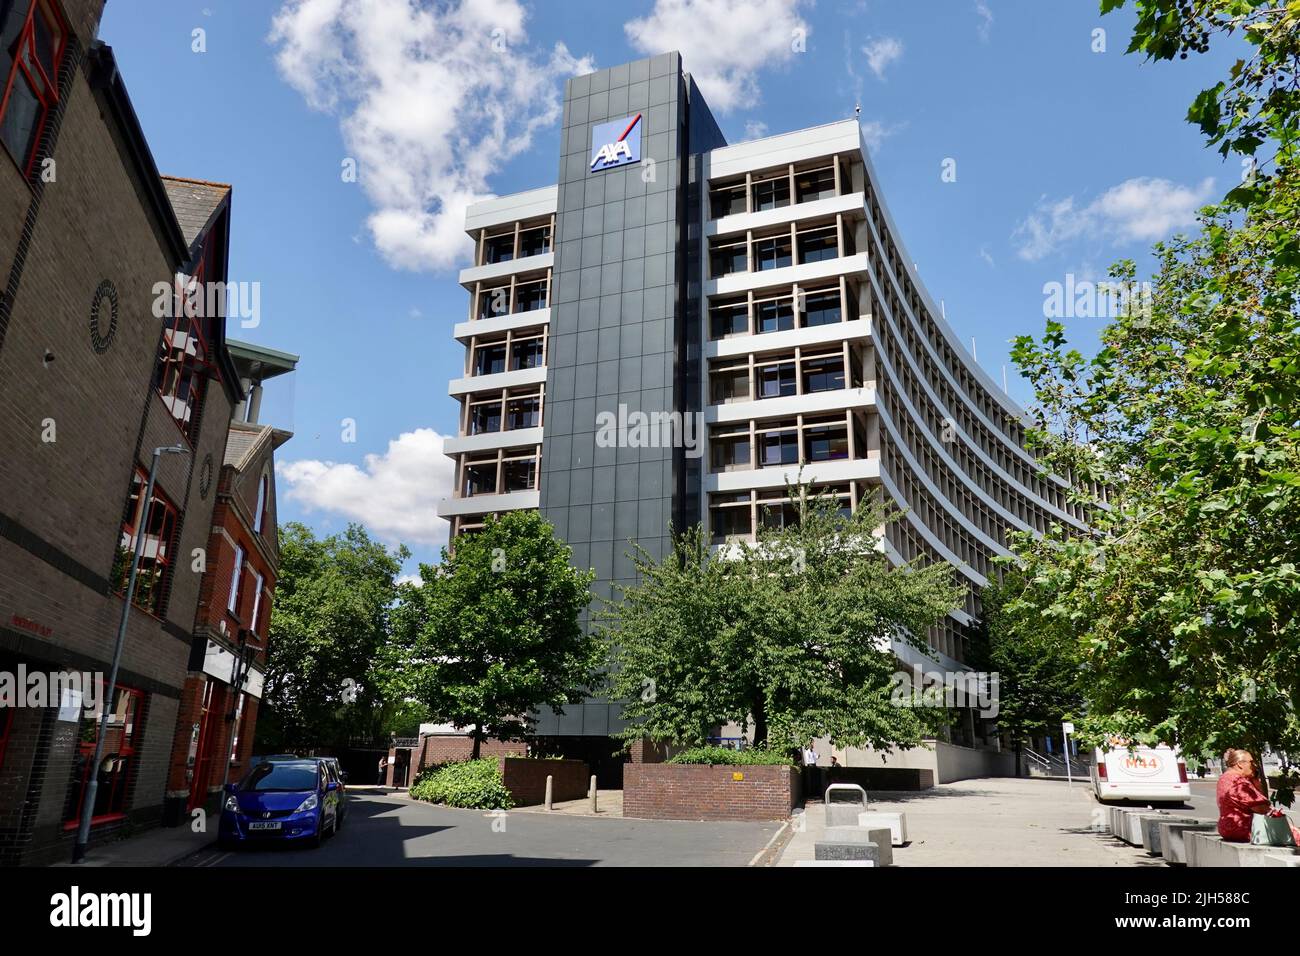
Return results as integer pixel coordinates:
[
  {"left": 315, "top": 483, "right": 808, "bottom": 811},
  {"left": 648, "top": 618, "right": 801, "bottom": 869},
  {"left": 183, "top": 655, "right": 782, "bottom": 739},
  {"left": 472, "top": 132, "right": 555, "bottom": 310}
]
[
  {"left": 473, "top": 272, "right": 550, "bottom": 320},
  {"left": 466, "top": 386, "right": 543, "bottom": 435},
  {"left": 708, "top": 280, "right": 857, "bottom": 339},
  {"left": 708, "top": 342, "right": 865, "bottom": 405},
  {"left": 459, "top": 447, "right": 541, "bottom": 498},
  {"left": 0, "top": 0, "right": 65, "bottom": 179},
  {"left": 707, "top": 481, "right": 863, "bottom": 543},
  {"left": 479, "top": 219, "right": 552, "bottom": 266},
  {"left": 708, "top": 411, "right": 867, "bottom": 473},
  {"left": 708, "top": 159, "right": 843, "bottom": 219},
  {"left": 469, "top": 328, "right": 545, "bottom": 377},
  {"left": 709, "top": 216, "right": 853, "bottom": 279}
]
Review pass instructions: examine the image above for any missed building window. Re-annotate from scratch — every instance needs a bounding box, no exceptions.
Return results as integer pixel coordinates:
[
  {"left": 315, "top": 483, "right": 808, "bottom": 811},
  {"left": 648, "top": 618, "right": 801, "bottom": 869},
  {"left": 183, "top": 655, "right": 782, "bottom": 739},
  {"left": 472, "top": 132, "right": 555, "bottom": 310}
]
[
  {"left": 473, "top": 341, "right": 507, "bottom": 376},
  {"left": 254, "top": 473, "right": 268, "bottom": 534},
  {"left": 0, "top": 0, "right": 65, "bottom": 178},
  {"left": 477, "top": 284, "right": 510, "bottom": 318},
  {"left": 758, "top": 425, "right": 799, "bottom": 466},
  {"left": 506, "top": 393, "right": 540, "bottom": 429},
  {"left": 514, "top": 278, "right": 548, "bottom": 313},
  {"left": 805, "top": 422, "right": 849, "bottom": 462},
  {"left": 63, "top": 685, "right": 142, "bottom": 827},
  {"left": 463, "top": 457, "right": 497, "bottom": 496},
  {"left": 752, "top": 173, "right": 790, "bottom": 211},
  {"left": 709, "top": 360, "right": 749, "bottom": 405},
  {"left": 753, "top": 234, "right": 792, "bottom": 271},
  {"left": 802, "top": 289, "right": 842, "bottom": 326},
  {"left": 518, "top": 224, "right": 551, "bottom": 258},
  {"left": 796, "top": 166, "right": 837, "bottom": 204},
  {"left": 469, "top": 397, "right": 502, "bottom": 434},
  {"left": 757, "top": 360, "right": 797, "bottom": 399},
  {"left": 709, "top": 492, "right": 752, "bottom": 542},
  {"left": 710, "top": 238, "right": 747, "bottom": 277},
  {"left": 797, "top": 224, "right": 838, "bottom": 264},
  {"left": 501, "top": 456, "right": 536, "bottom": 493},
  {"left": 228, "top": 545, "right": 245, "bottom": 616},
  {"left": 511, "top": 333, "right": 544, "bottom": 370},
  {"left": 802, "top": 353, "right": 846, "bottom": 393},
  {"left": 250, "top": 570, "right": 264, "bottom": 635},
  {"left": 709, "top": 298, "right": 747, "bottom": 339},
  {"left": 709, "top": 430, "right": 751, "bottom": 472},
  {"left": 483, "top": 231, "right": 514, "bottom": 264},
  {"left": 112, "top": 469, "right": 179, "bottom": 615},
  {"left": 709, "top": 181, "right": 746, "bottom": 218},
  {"left": 755, "top": 296, "right": 795, "bottom": 333}
]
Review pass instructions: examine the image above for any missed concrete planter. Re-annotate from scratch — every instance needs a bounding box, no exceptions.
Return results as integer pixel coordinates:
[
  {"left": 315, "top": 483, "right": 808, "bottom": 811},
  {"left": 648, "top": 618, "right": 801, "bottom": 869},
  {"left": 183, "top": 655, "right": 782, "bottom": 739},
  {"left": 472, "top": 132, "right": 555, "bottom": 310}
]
[{"left": 623, "top": 763, "right": 799, "bottom": 821}]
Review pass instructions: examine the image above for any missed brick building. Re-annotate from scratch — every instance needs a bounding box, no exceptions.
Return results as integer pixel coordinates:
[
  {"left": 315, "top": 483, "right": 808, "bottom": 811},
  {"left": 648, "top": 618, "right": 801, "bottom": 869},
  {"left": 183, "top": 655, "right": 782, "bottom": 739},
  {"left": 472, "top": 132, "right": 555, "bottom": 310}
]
[
  {"left": 0, "top": 0, "right": 244, "bottom": 864},
  {"left": 164, "top": 338, "right": 296, "bottom": 823}
]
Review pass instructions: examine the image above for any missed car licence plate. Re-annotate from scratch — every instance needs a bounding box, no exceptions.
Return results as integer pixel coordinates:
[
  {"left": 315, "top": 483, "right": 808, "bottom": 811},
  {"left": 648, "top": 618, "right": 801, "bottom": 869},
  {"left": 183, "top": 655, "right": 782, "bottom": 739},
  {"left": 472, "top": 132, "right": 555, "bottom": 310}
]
[{"left": 248, "top": 821, "right": 281, "bottom": 831}]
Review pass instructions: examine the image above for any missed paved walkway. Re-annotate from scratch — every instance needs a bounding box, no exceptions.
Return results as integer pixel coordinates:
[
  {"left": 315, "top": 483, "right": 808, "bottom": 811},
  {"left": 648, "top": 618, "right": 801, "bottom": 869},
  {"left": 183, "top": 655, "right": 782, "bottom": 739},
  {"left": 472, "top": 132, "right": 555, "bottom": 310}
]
[
  {"left": 776, "top": 776, "right": 1173, "bottom": 867},
  {"left": 51, "top": 822, "right": 214, "bottom": 868},
  {"left": 513, "top": 790, "right": 623, "bottom": 816}
]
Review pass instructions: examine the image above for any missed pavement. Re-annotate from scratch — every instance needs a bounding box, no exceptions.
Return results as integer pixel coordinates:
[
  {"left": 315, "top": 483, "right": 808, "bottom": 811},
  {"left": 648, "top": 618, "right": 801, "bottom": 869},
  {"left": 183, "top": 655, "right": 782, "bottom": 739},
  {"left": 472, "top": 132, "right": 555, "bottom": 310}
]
[
  {"left": 177, "top": 789, "right": 779, "bottom": 867},
  {"left": 51, "top": 821, "right": 215, "bottom": 868},
  {"left": 775, "top": 776, "right": 1206, "bottom": 867},
  {"left": 512, "top": 789, "right": 624, "bottom": 816}
]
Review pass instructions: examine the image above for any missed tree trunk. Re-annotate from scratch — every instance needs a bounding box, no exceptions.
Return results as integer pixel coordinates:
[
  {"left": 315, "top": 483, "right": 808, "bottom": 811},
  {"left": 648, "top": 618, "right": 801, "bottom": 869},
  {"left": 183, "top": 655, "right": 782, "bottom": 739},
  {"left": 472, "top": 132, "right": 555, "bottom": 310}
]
[
  {"left": 752, "top": 700, "right": 768, "bottom": 749},
  {"left": 472, "top": 722, "right": 482, "bottom": 760}
]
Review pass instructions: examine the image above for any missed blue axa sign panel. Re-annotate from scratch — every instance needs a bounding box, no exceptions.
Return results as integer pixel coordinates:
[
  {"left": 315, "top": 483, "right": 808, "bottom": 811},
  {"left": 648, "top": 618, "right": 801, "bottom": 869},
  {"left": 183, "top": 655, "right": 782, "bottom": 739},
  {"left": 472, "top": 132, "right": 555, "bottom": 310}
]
[{"left": 590, "top": 113, "right": 642, "bottom": 172}]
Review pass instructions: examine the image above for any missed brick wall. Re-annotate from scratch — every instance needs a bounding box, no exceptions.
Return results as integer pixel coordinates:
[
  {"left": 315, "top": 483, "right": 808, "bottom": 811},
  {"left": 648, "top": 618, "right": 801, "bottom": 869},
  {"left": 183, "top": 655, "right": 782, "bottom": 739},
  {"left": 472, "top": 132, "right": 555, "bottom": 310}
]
[
  {"left": 500, "top": 757, "right": 589, "bottom": 805},
  {"left": 623, "top": 763, "right": 799, "bottom": 821},
  {"left": 416, "top": 735, "right": 525, "bottom": 770}
]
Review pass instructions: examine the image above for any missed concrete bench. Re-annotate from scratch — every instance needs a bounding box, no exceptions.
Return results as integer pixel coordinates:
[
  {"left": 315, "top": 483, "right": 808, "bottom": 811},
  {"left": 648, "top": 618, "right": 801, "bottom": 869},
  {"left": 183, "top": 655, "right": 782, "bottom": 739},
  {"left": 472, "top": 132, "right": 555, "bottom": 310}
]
[
  {"left": 1186, "top": 831, "right": 1300, "bottom": 867},
  {"left": 857, "top": 810, "right": 909, "bottom": 847},
  {"left": 1111, "top": 808, "right": 1194, "bottom": 846},
  {"left": 1158, "top": 822, "right": 1217, "bottom": 865},
  {"left": 815, "top": 826, "right": 893, "bottom": 866},
  {"left": 1136, "top": 814, "right": 1199, "bottom": 852},
  {"left": 823, "top": 783, "right": 869, "bottom": 828},
  {"left": 1263, "top": 854, "right": 1300, "bottom": 867}
]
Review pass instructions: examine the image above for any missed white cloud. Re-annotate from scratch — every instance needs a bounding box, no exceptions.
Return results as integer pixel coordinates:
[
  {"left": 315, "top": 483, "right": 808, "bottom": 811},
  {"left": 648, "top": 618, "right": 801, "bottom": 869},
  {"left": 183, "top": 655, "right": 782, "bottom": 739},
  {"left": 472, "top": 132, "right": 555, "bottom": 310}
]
[
  {"left": 1012, "top": 176, "right": 1215, "bottom": 261},
  {"left": 858, "top": 119, "right": 899, "bottom": 153},
  {"left": 741, "top": 120, "right": 769, "bottom": 141},
  {"left": 862, "top": 36, "right": 903, "bottom": 80},
  {"left": 975, "top": 1, "right": 993, "bottom": 42},
  {"left": 276, "top": 428, "right": 455, "bottom": 551},
  {"left": 979, "top": 245, "right": 995, "bottom": 268},
  {"left": 268, "top": 0, "right": 593, "bottom": 272},
  {"left": 624, "top": 0, "right": 811, "bottom": 112}
]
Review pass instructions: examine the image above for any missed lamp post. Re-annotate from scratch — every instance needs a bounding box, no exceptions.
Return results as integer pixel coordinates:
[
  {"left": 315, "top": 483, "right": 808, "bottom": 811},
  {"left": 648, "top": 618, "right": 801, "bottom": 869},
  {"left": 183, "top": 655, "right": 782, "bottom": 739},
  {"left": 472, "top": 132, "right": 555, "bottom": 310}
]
[
  {"left": 217, "top": 628, "right": 258, "bottom": 798},
  {"left": 73, "top": 444, "right": 187, "bottom": 863}
]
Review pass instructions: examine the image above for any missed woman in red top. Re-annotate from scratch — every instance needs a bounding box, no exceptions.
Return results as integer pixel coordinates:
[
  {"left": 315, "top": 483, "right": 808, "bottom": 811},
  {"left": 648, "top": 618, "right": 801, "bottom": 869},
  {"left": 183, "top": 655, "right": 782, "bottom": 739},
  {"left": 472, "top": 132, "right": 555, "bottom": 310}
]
[{"left": 1216, "top": 749, "right": 1272, "bottom": 842}]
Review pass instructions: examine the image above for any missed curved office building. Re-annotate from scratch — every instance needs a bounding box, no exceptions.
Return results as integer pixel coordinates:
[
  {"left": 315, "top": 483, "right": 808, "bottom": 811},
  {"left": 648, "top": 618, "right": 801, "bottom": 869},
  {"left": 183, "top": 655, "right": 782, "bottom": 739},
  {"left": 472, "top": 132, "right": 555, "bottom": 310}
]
[{"left": 437, "top": 52, "right": 1086, "bottom": 782}]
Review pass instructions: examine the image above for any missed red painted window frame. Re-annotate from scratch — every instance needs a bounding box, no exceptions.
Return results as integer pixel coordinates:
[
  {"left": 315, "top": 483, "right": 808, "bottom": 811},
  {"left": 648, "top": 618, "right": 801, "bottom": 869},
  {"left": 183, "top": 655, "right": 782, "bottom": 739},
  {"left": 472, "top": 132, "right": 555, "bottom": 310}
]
[
  {"left": 156, "top": 237, "right": 222, "bottom": 443},
  {"left": 115, "top": 466, "right": 180, "bottom": 615},
  {"left": 0, "top": 0, "right": 67, "bottom": 179},
  {"left": 62, "top": 683, "right": 143, "bottom": 829}
]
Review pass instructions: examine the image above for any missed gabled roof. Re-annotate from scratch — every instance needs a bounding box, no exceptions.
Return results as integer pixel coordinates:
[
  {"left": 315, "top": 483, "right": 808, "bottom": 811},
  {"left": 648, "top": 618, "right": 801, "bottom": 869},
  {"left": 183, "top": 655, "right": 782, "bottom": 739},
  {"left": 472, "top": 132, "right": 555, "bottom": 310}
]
[
  {"left": 160, "top": 176, "right": 231, "bottom": 250},
  {"left": 224, "top": 420, "right": 293, "bottom": 473}
]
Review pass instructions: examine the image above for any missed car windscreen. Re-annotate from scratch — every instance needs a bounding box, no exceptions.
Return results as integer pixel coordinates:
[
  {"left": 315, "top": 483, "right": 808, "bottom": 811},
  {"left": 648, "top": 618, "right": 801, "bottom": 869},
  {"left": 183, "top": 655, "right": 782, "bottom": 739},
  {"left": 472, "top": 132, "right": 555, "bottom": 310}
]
[{"left": 240, "top": 763, "right": 319, "bottom": 792}]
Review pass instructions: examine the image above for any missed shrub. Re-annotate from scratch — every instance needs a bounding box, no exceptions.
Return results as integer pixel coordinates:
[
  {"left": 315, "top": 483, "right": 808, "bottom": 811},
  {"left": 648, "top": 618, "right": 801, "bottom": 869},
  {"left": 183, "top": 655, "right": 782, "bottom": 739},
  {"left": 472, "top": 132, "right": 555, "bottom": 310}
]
[
  {"left": 408, "top": 758, "right": 514, "bottom": 809},
  {"left": 666, "top": 746, "right": 793, "bottom": 766}
]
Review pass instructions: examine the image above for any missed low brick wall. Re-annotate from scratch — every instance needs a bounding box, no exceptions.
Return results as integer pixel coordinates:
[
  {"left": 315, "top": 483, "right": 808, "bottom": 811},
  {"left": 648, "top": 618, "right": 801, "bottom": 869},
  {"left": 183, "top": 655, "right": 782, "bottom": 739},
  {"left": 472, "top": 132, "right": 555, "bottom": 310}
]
[
  {"left": 417, "top": 735, "right": 525, "bottom": 770},
  {"left": 500, "top": 757, "right": 589, "bottom": 806},
  {"left": 624, "top": 763, "right": 799, "bottom": 821}
]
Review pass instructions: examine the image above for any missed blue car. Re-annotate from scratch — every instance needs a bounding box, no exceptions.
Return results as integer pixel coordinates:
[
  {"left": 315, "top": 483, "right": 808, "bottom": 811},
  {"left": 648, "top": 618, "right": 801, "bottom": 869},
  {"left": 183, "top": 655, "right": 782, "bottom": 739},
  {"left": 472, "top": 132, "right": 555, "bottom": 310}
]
[{"left": 219, "top": 758, "right": 345, "bottom": 849}]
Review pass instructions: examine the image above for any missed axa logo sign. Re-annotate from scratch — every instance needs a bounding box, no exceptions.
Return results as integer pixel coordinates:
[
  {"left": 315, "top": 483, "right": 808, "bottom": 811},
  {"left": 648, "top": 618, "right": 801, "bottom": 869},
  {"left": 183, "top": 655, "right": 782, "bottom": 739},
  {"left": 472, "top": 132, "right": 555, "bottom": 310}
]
[{"left": 590, "top": 113, "right": 642, "bottom": 172}]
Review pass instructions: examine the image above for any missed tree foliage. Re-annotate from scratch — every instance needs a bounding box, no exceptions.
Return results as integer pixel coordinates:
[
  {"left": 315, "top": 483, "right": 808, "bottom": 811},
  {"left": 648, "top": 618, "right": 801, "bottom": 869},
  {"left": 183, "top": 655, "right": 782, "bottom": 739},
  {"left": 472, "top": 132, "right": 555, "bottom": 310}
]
[
  {"left": 602, "top": 486, "right": 963, "bottom": 752},
  {"left": 260, "top": 522, "right": 409, "bottom": 751},
  {"left": 390, "top": 510, "right": 599, "bottom": 758},
  {"left": 1003, "top": 1, "right": 1300, "bottom": 801}
]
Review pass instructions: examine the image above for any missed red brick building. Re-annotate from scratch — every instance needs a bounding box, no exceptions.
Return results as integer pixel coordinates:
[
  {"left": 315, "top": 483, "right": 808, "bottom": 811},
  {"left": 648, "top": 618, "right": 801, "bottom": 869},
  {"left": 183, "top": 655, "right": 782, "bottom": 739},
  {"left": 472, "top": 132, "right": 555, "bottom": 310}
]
[
  {"left": 164, "top": 341, "right": 295, "bottom": 822},
  {"left": 0, "top": 0, "right": 250, "bottom": 865}
]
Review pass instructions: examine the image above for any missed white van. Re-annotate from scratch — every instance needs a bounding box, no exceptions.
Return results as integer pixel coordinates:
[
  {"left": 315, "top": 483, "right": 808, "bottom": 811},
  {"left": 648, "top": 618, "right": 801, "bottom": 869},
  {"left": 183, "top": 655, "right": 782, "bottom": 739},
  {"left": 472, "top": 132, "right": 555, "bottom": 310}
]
[{"left": 1091, "top": 742, "right": 1191, "bottom": 804}]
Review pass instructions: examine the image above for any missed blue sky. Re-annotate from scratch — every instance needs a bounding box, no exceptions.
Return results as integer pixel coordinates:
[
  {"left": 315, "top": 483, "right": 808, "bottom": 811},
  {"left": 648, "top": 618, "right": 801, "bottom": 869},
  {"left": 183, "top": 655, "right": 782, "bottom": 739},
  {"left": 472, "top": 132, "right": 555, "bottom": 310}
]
[{"left": 100, "top": 0, "right": 1241, "bottom": 571}]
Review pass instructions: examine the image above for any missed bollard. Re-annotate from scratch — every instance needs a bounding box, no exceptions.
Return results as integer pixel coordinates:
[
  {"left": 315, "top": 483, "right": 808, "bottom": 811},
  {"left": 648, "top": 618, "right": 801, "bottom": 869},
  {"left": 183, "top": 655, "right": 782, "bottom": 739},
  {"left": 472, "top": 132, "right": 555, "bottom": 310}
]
[
  {"left": 589, "top": 774, "right": 598, "bottom": 813},
  {"left": 545, "top": 775, "right": 553, "bottom": 811}
]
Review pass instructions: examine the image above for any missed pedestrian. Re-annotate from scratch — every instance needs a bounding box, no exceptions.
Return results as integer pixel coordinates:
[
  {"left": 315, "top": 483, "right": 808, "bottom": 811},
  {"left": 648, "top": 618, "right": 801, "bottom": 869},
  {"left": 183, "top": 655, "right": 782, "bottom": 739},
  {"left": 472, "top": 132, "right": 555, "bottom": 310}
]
[
  {"left": 802, "top": 740, "right": 820, "bottom": 800},
  {"left": 377, "top": 755, "right": 387, "bottom": 789},
  {"left": 1216, "top": 748, "right": 1299, "bottom": 844}
]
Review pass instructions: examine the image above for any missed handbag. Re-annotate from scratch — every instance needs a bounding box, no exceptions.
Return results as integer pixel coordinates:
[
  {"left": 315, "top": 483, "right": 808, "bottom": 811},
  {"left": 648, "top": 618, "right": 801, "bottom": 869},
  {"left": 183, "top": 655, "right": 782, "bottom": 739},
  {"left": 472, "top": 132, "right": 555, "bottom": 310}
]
[{"left": 1250, "top": 810, "right": 1297, "bottom": 847}]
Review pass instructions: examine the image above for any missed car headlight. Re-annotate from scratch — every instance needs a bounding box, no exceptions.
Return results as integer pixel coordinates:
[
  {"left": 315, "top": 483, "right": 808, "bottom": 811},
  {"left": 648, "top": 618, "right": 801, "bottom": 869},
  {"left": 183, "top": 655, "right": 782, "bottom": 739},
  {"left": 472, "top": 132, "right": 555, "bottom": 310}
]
[
  {"left": 224, "top": 795, "right": 240, "bottom": 813},
  {"left": 295, "top": 793, "right": 319, "bottom": 814}
]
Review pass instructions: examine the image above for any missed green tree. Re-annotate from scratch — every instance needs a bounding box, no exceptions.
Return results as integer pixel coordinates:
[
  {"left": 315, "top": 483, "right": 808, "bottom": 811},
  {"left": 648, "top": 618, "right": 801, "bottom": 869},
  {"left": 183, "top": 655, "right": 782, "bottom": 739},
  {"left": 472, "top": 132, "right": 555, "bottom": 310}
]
[
  {"left": 974, "top": 568, "right": 1086, "bottom": 775},
  {"left": 259, "top": 522, "right": 408, "bottom": 751},
  {"left": 999, "top": 0, "right": 1300, "bottom": 802},
  {"left": 602, "top": 486, "right": 964, "bottom": 751},
  {"left": 392, "top": 510, "right": 598, "bottom": 758}
]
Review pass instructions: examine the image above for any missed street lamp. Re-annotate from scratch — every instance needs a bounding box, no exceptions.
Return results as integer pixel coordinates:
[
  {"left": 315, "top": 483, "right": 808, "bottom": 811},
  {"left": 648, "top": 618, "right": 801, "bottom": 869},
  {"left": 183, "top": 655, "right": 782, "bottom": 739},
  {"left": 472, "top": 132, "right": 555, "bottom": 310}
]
[
  {"left": 73, "top": 444, "right": 188, "bottom": 863},
  {"left": 217, "top": 627, "right": 259, "bottom": 798}
]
